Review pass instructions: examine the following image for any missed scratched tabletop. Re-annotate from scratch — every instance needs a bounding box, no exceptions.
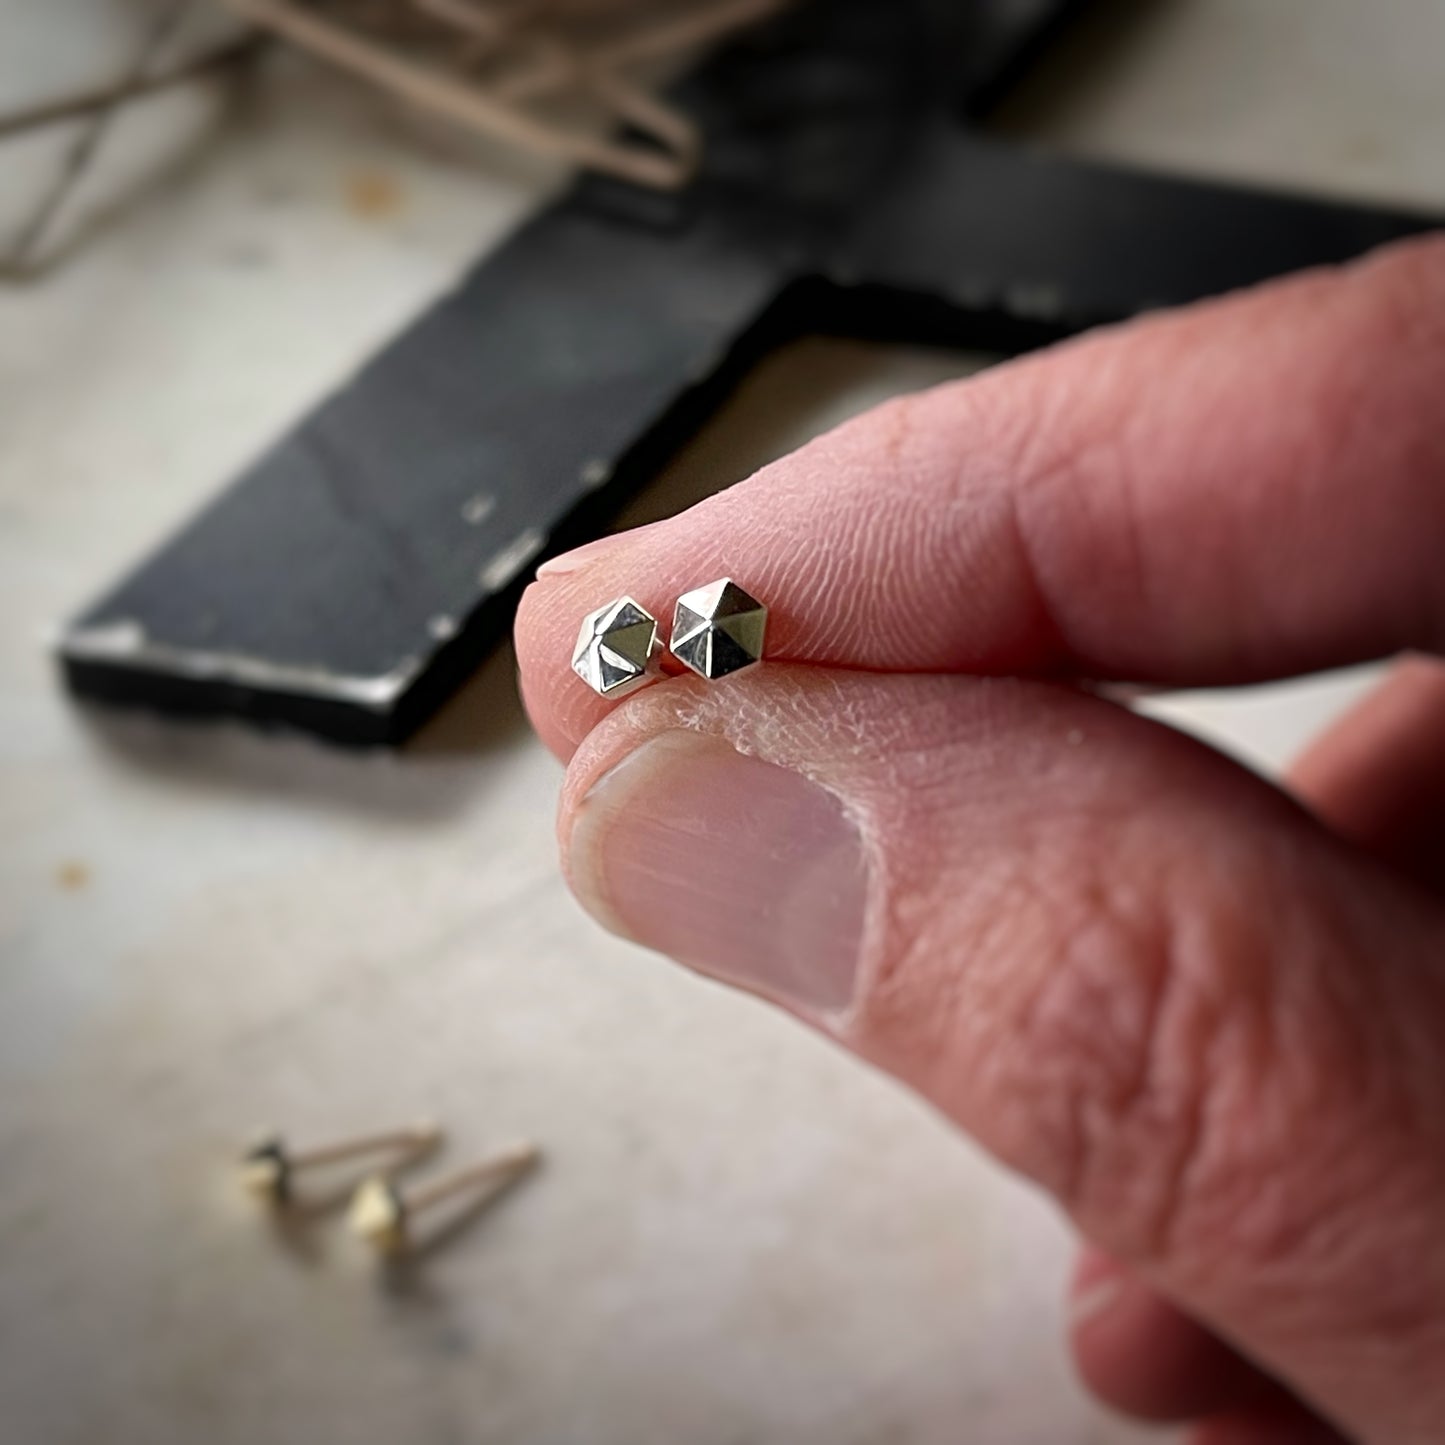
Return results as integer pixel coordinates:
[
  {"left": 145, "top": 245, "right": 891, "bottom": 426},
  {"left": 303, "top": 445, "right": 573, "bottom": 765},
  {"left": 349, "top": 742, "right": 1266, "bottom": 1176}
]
[{"left": 2, "top": 3, "right": 1442, "bottom": 1443}]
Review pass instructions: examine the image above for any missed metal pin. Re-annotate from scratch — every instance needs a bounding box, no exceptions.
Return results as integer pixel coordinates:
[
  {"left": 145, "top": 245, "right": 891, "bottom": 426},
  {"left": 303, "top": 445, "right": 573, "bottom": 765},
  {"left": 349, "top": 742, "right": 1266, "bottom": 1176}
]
[
  {"left": 348, "top": 1141, "right": 541, "bottom": 1255},
  {"left": 240, "top": 1123, "right": 443, "bottom": 1206}
]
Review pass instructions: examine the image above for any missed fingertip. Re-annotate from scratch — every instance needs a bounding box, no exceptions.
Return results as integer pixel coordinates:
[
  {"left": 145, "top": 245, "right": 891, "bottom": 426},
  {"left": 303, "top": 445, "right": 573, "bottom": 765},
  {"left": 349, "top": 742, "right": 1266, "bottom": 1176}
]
[
  {"left": 1068, "top": 1251, "right": 1278, "bottom": 1423},
  {"left": 1288, "top": 656, "right": 1445, "bottom": 886},
  {"left": 1187, "top": 1405, "right": 1355, "bottom": 1445},
  {"left": 1068, "top": 1246, "right": 1129, "bottom": 1328}
]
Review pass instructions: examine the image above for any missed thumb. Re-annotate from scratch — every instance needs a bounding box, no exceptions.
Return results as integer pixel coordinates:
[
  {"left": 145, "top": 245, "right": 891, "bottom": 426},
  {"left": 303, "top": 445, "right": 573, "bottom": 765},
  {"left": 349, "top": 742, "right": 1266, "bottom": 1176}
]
[{"left": 557, "top": 664, "right": 1445, "bottom": 1444}]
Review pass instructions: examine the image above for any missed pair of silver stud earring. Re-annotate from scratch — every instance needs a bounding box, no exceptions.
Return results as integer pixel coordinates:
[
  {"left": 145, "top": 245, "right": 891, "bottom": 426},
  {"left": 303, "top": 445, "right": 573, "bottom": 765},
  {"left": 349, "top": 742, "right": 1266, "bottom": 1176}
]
[
  {"left": 241, "top": 1123, "right": 540, "bottom": 1257},
  {"left": 572, "top": 576, "right": 768, "bottom": 698}
]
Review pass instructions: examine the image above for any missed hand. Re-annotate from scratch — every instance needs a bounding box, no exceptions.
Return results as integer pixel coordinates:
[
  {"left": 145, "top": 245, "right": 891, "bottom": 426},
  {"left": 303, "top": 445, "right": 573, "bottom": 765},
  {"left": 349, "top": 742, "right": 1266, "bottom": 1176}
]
[{"left": 515, "top": 234, "right": 1445, "bottom": 1444}]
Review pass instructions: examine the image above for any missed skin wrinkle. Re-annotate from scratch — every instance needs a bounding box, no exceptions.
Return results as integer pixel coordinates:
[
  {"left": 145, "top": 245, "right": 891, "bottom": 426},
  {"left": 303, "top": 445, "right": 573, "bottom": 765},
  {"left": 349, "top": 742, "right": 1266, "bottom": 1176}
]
[
  {"left": 971, "top": 349, "right": 1161, "bottom": 670},
  {"left": 1139, "top": 841, "right": 1413, "bottom": 1294},
  {"left": 1055, "top": 870, "right": 1188, "bottom": 1247},
  {"left": 1101, "top": 408, "right": 1181, "bottom": 661},
  {"left": 849, "top": 697, "right": 1212, "bottom": 1228},
  {"left": 1259, "top": 958, "right": 1434, "bottom": 1311},
  {"left": 914, "top": 799, "right": 1188, "bottom": 1219},
  {"left": 1247, "top": 354, "right": 1396, "bottom": 662},
  {"left": 1155, "top": 865, "right": 1441, "bottom": 1383},
  {"left": 949, "top": 865, "right": 1102, "bottom": 1199},
  {"left": 919, "top": 381, "right": 1050, "bottom": 667},
  {"left": 1231, "top": 1163, "right": 1442, "bottom": 1427},
  {"left": 899, "top": 873, "right": 1026, "bottom": 1128},
  {"left": 982, "top": 810, "right": 1213, "bottom": 1239},
  {"left": 1192, "top": 924, "right": 1290, "bottom": 1277},
  {"left": 879, "top": 388, "right": 1008, "bottom": 662},
  {"left": 998, "top": 456, "right": 1077, "bottom": 675},
  {"left": 933, "top": 491, "right": 1028, "bottom": 664},
  {"left": 1137, "top": 870, "right": 1260, "bottom": 1269},
  {"left": 854, "top": 717, "right": 1051, "bottom": 1089},
  {"left": 799, "top": 383, "right": 1033, "bottom": 667},
  {"left": 1022, "top": 348, "right": 1249, "bottom": 676},
  {"left": 802, "top": 544, "right": 854, "bottom": 659},
  {"left": 982, "top": 360, "right": 1135, "bottom": 646}
]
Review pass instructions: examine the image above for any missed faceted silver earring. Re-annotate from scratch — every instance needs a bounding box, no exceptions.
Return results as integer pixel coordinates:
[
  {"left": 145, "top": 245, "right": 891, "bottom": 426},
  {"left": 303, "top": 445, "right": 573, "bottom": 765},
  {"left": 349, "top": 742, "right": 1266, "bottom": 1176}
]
[
  {"left": 670, "top": 578, "right": 767, "bottom": 680},
  {"left": 572, "top": 596, "right": 662, "bottom": 698}
]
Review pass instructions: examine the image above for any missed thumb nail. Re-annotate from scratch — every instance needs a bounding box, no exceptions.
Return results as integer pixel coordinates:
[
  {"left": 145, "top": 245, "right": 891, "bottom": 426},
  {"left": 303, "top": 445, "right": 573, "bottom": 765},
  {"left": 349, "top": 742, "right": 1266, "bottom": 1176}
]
[
  {"left": 566, "top": 731, "right": 868, "bottom": 1014},
  {"left": 1070, "top": 1251, "right": 1128, "bottom": 1328}
]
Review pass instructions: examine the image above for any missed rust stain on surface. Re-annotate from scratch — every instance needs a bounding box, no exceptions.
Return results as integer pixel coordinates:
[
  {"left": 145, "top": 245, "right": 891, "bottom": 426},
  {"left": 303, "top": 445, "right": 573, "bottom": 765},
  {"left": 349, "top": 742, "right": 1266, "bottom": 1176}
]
[
  {"left": 56, "top": 861, "right": 90, "bottom": 892},
  {"left": 344, "top": 170, "right": 405, "bottom": 221}
]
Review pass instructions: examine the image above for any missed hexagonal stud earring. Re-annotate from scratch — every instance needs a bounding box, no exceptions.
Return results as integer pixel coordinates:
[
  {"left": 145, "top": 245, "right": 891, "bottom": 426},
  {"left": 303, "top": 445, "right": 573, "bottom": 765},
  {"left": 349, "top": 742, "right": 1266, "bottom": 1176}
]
[
  {"left": 670, "top": 578, "right": 768, "bottom": 681},
  {"left": 572, "top": 596, "right": 662, "bottom": 699}
]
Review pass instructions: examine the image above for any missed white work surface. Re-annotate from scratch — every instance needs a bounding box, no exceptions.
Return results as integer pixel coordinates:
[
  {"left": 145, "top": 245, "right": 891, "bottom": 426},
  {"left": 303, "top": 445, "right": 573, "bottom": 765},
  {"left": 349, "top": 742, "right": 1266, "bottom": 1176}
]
[{"left": 2, "top": 4, "right": 1443, "bottom": 1442}]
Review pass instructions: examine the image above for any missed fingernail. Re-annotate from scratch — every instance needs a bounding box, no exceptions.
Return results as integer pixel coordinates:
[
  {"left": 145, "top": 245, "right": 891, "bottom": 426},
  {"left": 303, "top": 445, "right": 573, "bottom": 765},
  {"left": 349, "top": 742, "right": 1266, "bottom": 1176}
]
[
  {"left": 537, "top": 520, "right": 675, "bottom": 578},
  {"left": 535, "top": 535, "right": 622, "bottom": 578},
  {"left": 1069, "top": 1274, "right": 1126, "bottom": 1328},
  {"left": 567, "top": 731, "right": 868, "bottom": 1014},
  {"left": 1070, "top": 1251, "right": 1127, "bottom": 1328}
]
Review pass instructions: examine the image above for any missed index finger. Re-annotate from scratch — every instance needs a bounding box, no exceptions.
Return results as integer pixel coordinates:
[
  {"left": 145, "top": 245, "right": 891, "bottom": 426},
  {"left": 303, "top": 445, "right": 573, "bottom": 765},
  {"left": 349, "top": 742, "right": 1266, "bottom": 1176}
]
[{"left": 515, "top": 234, "right": 1445, "bottom": 760}]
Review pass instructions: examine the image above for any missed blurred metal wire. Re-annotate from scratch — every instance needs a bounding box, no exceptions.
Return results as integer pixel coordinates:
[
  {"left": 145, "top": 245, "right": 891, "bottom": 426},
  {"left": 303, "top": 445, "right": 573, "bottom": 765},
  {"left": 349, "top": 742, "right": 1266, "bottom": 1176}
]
[
  {"left": 215, "top": 0, "right": 790, "bottom": 188},
  {"left": 0, "top": 0, "right": 263, "bottom": 278},
  {"left": 0, "top": 0, "right": 785, "bottom": 278}
]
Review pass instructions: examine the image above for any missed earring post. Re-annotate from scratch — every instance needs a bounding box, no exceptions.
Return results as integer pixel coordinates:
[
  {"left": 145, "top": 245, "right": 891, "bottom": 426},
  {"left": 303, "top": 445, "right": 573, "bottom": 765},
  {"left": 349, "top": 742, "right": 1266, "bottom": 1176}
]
[
  {"left": 406, "top": 1141, "right": 540, "bottom": 1212},
  {"left": 290, "top": 1122, "right": 441, "bottom": 1169}
]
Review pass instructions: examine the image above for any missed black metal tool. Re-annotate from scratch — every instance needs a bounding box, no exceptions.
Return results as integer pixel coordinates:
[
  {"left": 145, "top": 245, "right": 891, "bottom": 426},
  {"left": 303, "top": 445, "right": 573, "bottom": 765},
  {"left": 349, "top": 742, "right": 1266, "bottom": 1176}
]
[{"left": 60, "top": 0, "right": 1440, "bottom": 745}]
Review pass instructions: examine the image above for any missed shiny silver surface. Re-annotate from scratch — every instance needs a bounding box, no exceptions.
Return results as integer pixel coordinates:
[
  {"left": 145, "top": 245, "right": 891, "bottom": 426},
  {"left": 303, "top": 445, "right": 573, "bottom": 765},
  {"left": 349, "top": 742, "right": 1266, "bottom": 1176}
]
[
  {"left": 572, "top": 596, "right": 662, "bottom": 697},
  {"left": 670, "top": 578, "right": 768, "bottom": 681}
]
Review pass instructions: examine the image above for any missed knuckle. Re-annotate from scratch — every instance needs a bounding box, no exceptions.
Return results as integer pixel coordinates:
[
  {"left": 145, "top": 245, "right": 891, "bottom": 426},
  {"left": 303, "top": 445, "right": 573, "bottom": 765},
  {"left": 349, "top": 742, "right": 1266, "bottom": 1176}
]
[
  {"left": 946, "top": 824, "right": 1348, "bottom": 1271},
  {"left": 1007, "top": 849, "right": 1241, "bottom": 1258},
  {"left": 1005, "top": 837, "right": 1412, "bottom": 1290}
]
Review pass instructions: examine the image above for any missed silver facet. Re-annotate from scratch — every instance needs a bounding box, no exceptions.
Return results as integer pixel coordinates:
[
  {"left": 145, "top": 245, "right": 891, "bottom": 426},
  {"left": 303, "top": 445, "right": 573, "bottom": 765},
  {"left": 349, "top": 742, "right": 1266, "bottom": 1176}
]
[
  {"left": 670, "top": 578, "right": 767, "bottom": 680},
  {"left": 571, "top": 596, "right": 661, "bottom": 698}
]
